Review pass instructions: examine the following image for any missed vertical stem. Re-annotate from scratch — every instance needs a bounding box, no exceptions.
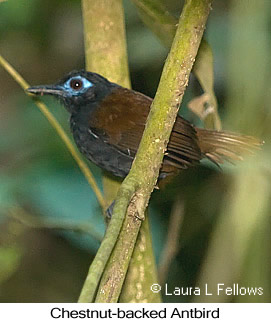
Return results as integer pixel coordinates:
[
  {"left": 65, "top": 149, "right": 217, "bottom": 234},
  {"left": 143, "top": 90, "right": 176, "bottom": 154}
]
[
  {"left": 82, "top": 0, "right": 130, "bottom": 87},
  {"left": 79, "top": 0, "right": 130, "bottom": 303},
  {"left": 79, "top": 0, "right": 159, "bottom": 303}
]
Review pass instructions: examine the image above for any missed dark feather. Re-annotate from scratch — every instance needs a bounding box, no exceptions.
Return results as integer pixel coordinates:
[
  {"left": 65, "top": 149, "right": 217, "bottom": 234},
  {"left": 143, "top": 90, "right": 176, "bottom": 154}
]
[
  {"left": 88, "top": 87, "right": 262, "bottom": 175},
  {"left": 89, "top": 88, "right": 203, "bottom": 172}
]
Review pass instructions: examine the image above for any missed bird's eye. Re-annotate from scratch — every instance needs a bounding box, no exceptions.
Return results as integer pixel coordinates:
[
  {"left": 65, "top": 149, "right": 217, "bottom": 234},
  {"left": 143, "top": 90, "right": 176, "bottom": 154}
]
[{"left": 69, "top": 78, "right": 83, "bottom": 90}]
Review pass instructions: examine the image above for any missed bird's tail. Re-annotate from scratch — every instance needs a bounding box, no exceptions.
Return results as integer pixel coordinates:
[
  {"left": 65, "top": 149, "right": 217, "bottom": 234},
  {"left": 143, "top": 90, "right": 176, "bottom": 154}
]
[{"left": 196, "top": 128, "right": 263, "bottom": 165}]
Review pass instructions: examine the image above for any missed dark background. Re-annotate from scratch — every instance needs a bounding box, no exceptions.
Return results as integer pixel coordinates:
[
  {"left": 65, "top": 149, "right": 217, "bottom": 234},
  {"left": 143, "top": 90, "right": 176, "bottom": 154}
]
[{"left": 0, "top": 0, "right": 270, "bottom": 302}]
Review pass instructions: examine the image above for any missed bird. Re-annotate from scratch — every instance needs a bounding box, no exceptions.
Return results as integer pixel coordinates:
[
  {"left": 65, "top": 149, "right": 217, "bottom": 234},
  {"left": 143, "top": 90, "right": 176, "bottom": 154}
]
[{"left": 27, "top": 70, "right": 262, "bottom": 179}]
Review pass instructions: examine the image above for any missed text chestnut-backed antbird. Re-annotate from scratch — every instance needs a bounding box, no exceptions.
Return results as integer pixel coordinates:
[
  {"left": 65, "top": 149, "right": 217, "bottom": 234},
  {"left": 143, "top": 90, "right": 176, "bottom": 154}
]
[{"left": 27, "top": 70, "right": 262, "bottom": 179}]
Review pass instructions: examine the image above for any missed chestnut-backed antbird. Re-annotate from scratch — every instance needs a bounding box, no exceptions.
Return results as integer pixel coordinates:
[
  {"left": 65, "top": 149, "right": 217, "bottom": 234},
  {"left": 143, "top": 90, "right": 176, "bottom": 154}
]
[{"left": 27, "top": 70, "right": 261, "bottom": 179}]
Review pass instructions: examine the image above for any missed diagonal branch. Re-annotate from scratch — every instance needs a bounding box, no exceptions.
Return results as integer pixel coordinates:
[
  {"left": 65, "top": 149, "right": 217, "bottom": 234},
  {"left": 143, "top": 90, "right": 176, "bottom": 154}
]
[{"left": 94, "top": 0, "right": 213, "bottom": 303}]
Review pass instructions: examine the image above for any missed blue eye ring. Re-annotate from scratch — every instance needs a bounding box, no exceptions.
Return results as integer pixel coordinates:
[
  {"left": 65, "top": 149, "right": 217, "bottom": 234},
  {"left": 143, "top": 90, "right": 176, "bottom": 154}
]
[{"left": 63, "top": 76, "right": 93, "bottom": 95}]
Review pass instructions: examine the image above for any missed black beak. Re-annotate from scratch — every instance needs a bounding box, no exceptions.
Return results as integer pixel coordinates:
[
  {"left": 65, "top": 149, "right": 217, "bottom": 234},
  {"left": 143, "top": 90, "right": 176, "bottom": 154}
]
[{"left": 26, "top": 85, "right": 64, "bottom": 96}]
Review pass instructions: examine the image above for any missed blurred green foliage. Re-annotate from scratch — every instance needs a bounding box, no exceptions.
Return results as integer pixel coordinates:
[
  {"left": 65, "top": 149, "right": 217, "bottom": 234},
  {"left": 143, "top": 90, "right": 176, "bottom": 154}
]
[{"left": 0, "top": 0, "right": 270, "bottom": 302}]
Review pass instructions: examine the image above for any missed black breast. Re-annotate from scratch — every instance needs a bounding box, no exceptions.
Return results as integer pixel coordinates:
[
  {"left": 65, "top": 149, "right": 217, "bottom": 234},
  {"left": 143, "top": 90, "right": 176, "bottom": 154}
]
[{"left": 70, "top": 116, "right": 134, "bottom": 178}]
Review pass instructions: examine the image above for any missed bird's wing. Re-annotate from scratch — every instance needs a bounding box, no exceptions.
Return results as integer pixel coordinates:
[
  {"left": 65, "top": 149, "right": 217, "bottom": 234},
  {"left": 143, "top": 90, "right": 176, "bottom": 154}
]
[
  {"left": 89, "top": 87, "right": 202, "bottom": 172},
  {"left": 88, "top": 87, "right": 150, "bottom": 157}
]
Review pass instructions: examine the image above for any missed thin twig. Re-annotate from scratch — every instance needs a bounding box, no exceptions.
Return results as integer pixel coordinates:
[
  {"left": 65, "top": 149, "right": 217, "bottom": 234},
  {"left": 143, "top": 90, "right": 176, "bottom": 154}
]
[{"left": 0, "top": 55, "right": 106, "bottom": 212}]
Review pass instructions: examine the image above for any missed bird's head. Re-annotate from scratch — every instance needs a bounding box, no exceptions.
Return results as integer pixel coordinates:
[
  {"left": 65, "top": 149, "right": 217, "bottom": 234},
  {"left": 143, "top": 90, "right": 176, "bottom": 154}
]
[{"left": 27, "top": 70, "right": 115, "bottom": 113}]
